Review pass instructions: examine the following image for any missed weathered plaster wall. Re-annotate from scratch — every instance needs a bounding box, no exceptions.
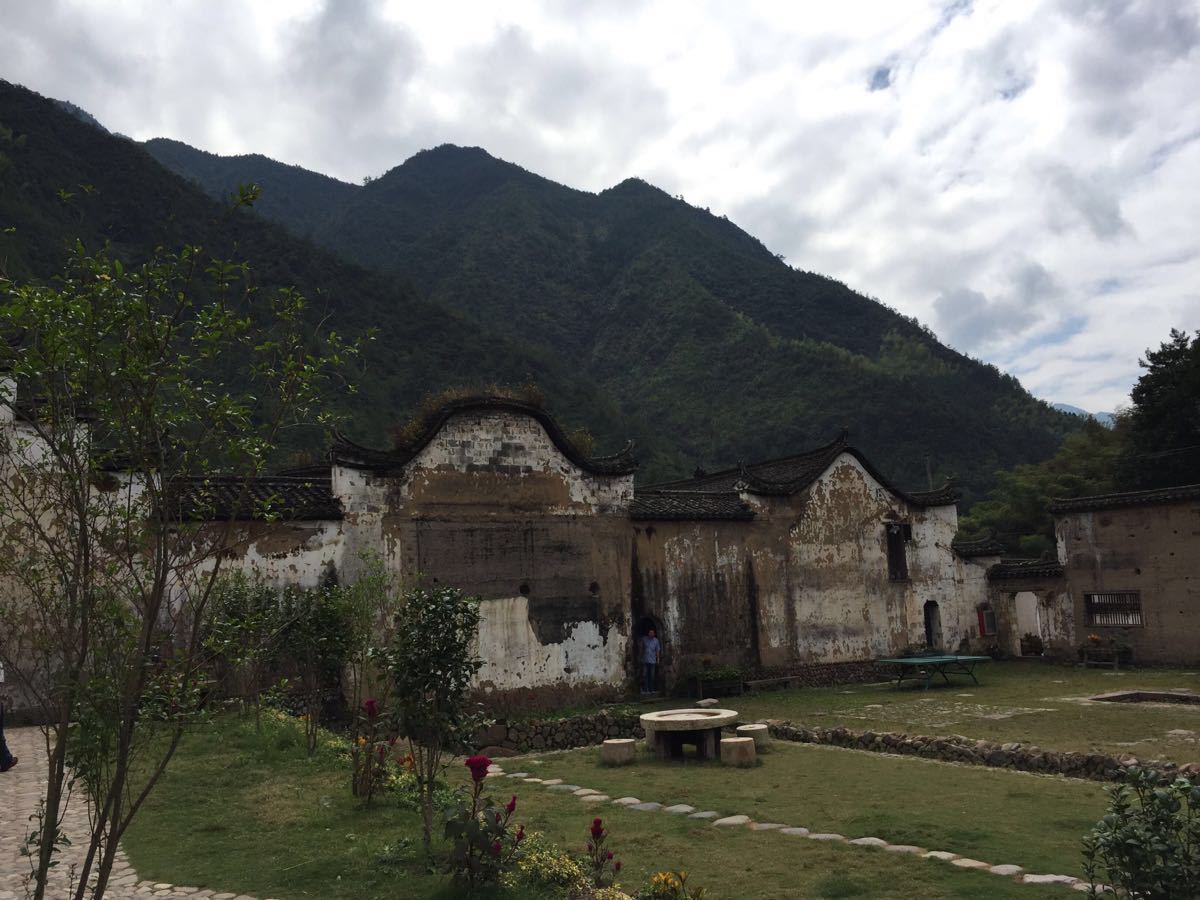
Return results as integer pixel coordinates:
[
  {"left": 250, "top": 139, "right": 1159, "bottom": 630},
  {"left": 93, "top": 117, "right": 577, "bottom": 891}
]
[
  {"left": 380, "top": 410, "right": 634, "bottom": 692},
  {"left": 1058, "top": 500, "right": 1200, "bottom": 664},
  {"left": 632, "top": 454, "right": 981, "bottom": 676}
]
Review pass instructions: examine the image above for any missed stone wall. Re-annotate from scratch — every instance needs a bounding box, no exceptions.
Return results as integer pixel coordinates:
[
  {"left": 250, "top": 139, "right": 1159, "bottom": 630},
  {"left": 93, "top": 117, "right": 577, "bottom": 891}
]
[
  {"left": 768, "top": 721, "right": 1200, "bottom": 783},
  {"left": 473, "top": 709, "right": 645, "bottom": 755}
]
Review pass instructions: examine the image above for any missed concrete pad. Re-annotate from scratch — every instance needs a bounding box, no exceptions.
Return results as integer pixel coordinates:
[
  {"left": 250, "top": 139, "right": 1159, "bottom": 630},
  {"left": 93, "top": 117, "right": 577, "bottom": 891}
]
[
  {"left": 884, "top": 845, "right": 924, "bottom": 855},
  {"left": 506, "top": 772, "right": 529, "bottom": 778},
  {"left": 522, "top": 777, "right": 543, "bottom": 783},
  {"left": 611, "top": 797, "right": 642, "bottom": 806},
  {"left": 950, "top": 858, "right": 992, "bottom": 870},
  {"left": 573, "top": 788, "right": 601, "bottom": 796},
  {"left": 779, "top": 827, "right": 810, "bottom": 836},
  {"left": 631, "top": 802, "right": 662, "bottom": 811},
  {"left": 924, "top": 851, "right": 958, "bottom": 861},
  {"left": 664, "top": 804, "right": 696, "bottom": 814},
  {"left": 540, "top": 778, "right": 563, "bottom": 785},
  {"left": 807, "top": 833, "right": 846, "bottom": 841},
  {"left": 750, "top": 822, "right": 785, "bottom": 831},
  {"left": 545, "top": 784, "right": 581, "bottom": 792},
  {"left": 688, "top": 810, "right": 719, "bottom": 819},
  {"left": 712, "top": 814, "right": 751, "bottom": 827},
  {"left": 849, "top": 837, "right": 888, "bottom": 847},
  {"left": 580, "top": 795, "right": 610, "bottom": 803}
]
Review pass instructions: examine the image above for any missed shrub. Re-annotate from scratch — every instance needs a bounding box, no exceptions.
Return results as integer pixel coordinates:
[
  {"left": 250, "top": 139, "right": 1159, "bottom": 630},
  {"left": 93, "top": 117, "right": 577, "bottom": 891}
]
[
  {"left": 1081, "top": 768, "right": 1200, "bottom": 898},
  {"left": 643, "top": 870, "right": 709, "bottom": 899},
  {"left": 501, "top": 831, "right": 589, "bottom": 897},
  {"left": 350, "top": 697, "right": 393, "bottom": 804}
]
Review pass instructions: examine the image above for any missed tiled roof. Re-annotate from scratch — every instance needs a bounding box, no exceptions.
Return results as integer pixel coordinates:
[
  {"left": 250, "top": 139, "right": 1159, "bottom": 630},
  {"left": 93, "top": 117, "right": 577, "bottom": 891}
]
[
  {"left": 629, "top": 490, "right": 755, "bottom": 521},
  {"left": 987, "top": 559, "right": 1065, "bottom": 581},
  {"left": 331, "top": 396, "right": 637, "bottom": 477},
  {"left": 174, "top": 475, "right": 342, "bottom": 522},
  {"left": 645, "top": 431, "right": 960, "bottom": 509},
  {"left": 951, "top": 534, "right": 1008, "bottom": 558},
  {"left": 1050, "top": 482, "right": 1200, "bottom": 514}
]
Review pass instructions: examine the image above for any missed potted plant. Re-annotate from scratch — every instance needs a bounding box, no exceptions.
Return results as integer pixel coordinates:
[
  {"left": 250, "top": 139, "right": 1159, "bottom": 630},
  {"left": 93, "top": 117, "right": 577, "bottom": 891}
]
[
  {"left": 686, "top": 662, "right": 744, "bottom": 698},
  {"left": 1019, "top": 632, "right": 1044, "bottom": 656}
]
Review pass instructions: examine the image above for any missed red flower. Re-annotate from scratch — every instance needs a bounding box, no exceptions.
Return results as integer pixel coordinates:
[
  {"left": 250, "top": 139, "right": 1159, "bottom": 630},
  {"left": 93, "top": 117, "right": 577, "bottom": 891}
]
[
  {"left": 590, "top": 817, "right": 605, "bottom": 839},
  {"left": 363, "top": 697, "right": 379, "bottom": 719},
  {"left": 606, "top": 850, "right": 614, "bottom": 860},
  {"left": 516, "top": 825, "right": 525, "bottom": 842},
  {"left": 505, "top": 795, "right": 517, "bottom": 814},
  {"left": 465, "top": 754, "right": 491, "bottom": 783},
  {"left": 491, "top": 840, "right": 502, "bottom": 857},
  {"left": 615, "top": 860, "right": 622, "bottom": 872}
]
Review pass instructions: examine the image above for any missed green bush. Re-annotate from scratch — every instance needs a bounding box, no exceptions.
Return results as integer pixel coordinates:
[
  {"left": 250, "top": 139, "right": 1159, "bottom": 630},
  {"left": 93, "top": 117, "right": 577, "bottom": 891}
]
[{"left": 1082, "top": 768, "right": 1200, "bottom": 898}]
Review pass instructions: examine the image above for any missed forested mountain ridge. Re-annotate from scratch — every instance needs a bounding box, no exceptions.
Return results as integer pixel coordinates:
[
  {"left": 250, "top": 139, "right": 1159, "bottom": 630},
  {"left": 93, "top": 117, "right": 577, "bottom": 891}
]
[
  {"left": 0, "top": 81, "right": 632, "bottom": 459},
  {"left": 145, "top": 133, "right": 1079, "bottom": 496}
]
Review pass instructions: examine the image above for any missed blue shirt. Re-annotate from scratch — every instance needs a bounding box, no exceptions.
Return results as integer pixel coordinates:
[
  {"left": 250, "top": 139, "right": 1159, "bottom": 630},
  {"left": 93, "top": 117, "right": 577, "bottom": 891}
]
[{"left": 641, "top": 636, "right": 661, "bottom": 664}]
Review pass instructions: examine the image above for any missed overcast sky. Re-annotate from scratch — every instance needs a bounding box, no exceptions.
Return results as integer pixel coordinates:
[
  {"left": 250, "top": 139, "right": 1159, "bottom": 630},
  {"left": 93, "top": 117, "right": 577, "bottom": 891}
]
[{"left": 6, "top": 0, "right": 1199, "bottom": 412}]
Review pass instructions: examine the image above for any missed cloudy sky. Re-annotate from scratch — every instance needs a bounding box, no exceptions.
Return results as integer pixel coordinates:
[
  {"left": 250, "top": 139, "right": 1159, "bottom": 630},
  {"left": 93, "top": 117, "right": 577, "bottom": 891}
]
[{"left": 6, "top": 0, "right": 1199, "bottom": 411}]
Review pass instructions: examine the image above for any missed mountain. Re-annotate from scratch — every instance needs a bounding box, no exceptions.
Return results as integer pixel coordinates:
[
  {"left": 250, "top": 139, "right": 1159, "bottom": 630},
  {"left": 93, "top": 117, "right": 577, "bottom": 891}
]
[
  {"left": 1051, "top": 403, "right": 1116, "bottom": 428},
  {"left": 146, "top": 137, "right": 1080, "bottom": 496},
  {"left": 0, "top": 81, "right": 629, "bottom": 459}
]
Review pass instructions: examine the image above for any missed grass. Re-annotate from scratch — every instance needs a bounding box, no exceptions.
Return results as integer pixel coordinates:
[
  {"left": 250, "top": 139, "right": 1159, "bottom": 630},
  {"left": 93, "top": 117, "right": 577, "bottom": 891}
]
[
  {"left": 521, "top": 740, "right": 1107, "bottom": 878},
  {"left": 121, "top": 712, "right": 1093, "bottom": 899},
  {"left": 696, "top": 662, "right": 1200, "bottom": 763}
]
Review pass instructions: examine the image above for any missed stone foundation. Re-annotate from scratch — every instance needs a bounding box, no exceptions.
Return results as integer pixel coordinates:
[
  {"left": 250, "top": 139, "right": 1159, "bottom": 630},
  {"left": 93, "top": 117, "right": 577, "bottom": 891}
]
[
  {"left": 472, "top": 709, "right": 644, "bottom": 754},
  {"left": 768, "top": 722, "right": 1200, "bottom": 783}
]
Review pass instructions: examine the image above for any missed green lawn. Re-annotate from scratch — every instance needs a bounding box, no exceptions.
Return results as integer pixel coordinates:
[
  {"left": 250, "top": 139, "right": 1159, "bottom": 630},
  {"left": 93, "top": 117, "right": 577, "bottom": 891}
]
[
  {"left": 712, "top": 662, "right": 1200, "bottom": 763},
  {"left": 122, "top": 714, "right": 1094, "bottom": 899}
]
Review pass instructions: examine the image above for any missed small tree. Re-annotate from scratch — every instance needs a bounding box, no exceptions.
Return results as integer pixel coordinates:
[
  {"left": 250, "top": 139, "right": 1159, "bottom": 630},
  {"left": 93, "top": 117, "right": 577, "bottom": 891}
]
[
  {"left": 0, "top": 243, "right": 356, "bottom": 899},
  {"left": 279, "top": 579, "right": 354, "bottom": 756},
  {"left": 204, "top": 571, "right": 286, "bottom": 730},
  {"left": 1082, "top": 768, "right": 1200, "bottom": 898},
  {"left": 378, "top": 584, "right": 487, "bottom": 856}
]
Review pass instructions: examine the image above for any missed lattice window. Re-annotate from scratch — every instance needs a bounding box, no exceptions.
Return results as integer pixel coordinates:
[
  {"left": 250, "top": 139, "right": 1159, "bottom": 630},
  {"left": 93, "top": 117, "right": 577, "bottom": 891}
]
[{"left": 1084, "top": 592, "right": 1143, "bottom": 627}]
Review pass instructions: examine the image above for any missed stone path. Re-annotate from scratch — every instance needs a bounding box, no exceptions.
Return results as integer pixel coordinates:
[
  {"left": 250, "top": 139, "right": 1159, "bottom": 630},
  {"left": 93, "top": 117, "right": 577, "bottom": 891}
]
[
  {"left": 1, "top": 727, "right": 269, "bottom": 900},
  {"left": 491, "top": 757, "right": 1106, "bottom": 894}
]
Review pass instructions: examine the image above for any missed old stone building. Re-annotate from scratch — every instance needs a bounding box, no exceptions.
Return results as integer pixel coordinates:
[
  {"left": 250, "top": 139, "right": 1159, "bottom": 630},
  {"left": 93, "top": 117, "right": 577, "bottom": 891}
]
[
  {"left": 199, "top": 397, "right": 997, "bottom": 698},
  {"left": 986, "top": 484, "right": 1200, "bottom": 665}
]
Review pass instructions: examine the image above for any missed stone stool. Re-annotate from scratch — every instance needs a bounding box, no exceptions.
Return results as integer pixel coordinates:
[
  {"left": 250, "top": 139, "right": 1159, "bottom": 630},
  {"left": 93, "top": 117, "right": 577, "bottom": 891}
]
[
  {"left": 601, "top": 738, "right": 637, "bottom": 766},
  {"left": 720, "top": 736, "right": 757, "bottom": 768},
  {"left": 737, "top": 723, "right": 769, "bottom": 751}
]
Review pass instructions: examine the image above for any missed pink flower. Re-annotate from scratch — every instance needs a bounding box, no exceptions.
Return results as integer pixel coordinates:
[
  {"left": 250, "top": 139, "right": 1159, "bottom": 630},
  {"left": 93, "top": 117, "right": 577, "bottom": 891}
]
[
  {"left": 607, "top": 850, "right": 613, "bottom": 860},
  {"left": 505, "top": 795, "right": 517, "bottom": 814},
  {"left": 516, "top": 825, "right": 525, "bottom": 843},
  {"left": 491, "top": 840, "right": 502, "bottom": 857},
  {"left": 590, "top": 817, "right": 605, "bottom": 839},
  {"left": 363, "top": 698, "right": 379, "bottom": 719},
  {"left": 495, "top": 812, "right": 502, "bottom": 824},
  {"left": 465, "top": 754, "right": 491, "bottom": 783}
]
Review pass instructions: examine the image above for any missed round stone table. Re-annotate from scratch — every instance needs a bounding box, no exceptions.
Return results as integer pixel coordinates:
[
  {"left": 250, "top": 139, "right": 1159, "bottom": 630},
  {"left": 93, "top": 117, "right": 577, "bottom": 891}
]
[{"left": 640, "top": 708, "right": 738, "bottom": 761}]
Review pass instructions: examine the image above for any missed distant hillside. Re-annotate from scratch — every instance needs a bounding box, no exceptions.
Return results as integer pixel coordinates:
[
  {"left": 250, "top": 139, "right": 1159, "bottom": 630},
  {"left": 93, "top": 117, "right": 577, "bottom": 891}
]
[
  {"left": 0, "top": 81, "right": 630, "bottom": 460},
  {"left": 147, "top": 138, "right": 1080, "bottom": 495},
  {"left": 1051, "top": 403, "right": 1116, "bottom": 428}
]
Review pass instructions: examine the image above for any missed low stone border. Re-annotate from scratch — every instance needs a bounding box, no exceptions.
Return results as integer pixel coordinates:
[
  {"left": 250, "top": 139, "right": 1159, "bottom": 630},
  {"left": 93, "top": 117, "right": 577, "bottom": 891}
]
[
  {"left": 474, "top": 710, "right": 644, "bottom": 754},
  {"left": 489, "top": 757, "right": 1101, "bottom": 893},
  {"left": 767, "top": 722, "right": 1200, "bottom": 783}
]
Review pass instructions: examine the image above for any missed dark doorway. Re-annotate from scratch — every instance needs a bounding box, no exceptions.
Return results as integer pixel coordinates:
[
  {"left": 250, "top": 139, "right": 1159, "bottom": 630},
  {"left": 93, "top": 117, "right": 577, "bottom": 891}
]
[
  {"left": 923, "top": 601, "right": 942, "bottom": 650},
  {"left": 633, "top": 615, "right": 665, "bottom": 694}
]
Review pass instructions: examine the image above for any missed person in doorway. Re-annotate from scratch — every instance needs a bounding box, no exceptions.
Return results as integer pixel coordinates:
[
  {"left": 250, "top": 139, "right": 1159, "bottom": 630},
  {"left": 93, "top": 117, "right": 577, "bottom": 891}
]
[
  {"left": 641, "top": 628, "right": 661, "bottom": 694},
  {"left": 0, "top": 662, "right": 17, "bottom": 773}
]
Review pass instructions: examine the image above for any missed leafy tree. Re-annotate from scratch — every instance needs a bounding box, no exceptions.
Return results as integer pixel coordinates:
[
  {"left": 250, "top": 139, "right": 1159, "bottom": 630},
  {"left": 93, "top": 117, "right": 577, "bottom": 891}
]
[
  {"left": 0, "top": 243, "right": 353, "bottom": 899},
  {"left": 1118, "top": 328, "right": 1200, "bottom": 490},
  {"left": 204, "top": 571, "right": 287, "bottom": 731},
  {"left": 958, "top": 420, "right": 1121, "bottom": 556},
  {"left": 376, "top": 584, "right": 487, "bottom": 857},
  {"left": 278, "top": 578, "right": 354, "bottom": 757}
]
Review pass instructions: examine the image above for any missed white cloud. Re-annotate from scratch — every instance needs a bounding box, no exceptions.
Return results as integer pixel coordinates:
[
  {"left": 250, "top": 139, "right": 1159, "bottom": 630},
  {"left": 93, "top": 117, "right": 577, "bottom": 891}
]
[{"left": 3, "top": 0, "right": 1198, "bottom": 412}]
